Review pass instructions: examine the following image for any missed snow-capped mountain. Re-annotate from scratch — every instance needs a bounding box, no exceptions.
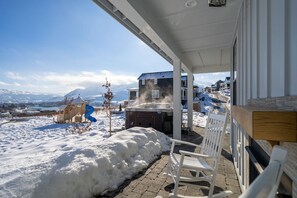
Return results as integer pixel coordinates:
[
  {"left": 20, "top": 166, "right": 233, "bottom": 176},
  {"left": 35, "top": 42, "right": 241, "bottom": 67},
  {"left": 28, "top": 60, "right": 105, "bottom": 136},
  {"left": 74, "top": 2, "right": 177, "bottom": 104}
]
[
  {"left": 0, "top": 89, "right": 62, "bottom": 104},
  {"left": 0, "top": 83, "right": 135, "bottom": 104},
  {"left": 65, "top": 83, "right": 137, "bottom": 103}
]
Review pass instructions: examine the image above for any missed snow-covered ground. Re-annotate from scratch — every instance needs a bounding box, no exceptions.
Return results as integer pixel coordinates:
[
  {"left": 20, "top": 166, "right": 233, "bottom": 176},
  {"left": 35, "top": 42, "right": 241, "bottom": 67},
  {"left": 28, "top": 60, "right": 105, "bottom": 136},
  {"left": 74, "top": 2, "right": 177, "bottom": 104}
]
[
  {"left": 182, "top": 111, "right": 208, "bottom": 128},
  {"left": 0, "top": 92, "right": 222, "bottom": 198},
  {"left": 0, "top": 112, "right": 170, "bottom": 198}
]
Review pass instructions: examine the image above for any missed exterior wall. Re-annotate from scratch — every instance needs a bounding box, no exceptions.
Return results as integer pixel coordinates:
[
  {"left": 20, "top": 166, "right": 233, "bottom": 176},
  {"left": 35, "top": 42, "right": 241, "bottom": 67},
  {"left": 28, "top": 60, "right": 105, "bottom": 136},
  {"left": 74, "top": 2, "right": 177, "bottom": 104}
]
[
  {"left": 129, "top": 91, "right": 137, "bottom": 100},
  {"left": 138, "top": 77, "right": 189, "bottom": 104},
  {"left": 138, "top": 78, "right": 173, "bottom": 102},
  {"left": 231, "top": 0, "right": 297, "bottom": 196}
]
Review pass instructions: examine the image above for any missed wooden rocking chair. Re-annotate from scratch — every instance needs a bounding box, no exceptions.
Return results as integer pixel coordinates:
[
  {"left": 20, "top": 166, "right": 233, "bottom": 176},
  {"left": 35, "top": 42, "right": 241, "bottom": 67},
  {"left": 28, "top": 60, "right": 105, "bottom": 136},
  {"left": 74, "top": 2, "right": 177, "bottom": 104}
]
[{"left": 166, "top": 112, "right": 229, "bottom": 197}]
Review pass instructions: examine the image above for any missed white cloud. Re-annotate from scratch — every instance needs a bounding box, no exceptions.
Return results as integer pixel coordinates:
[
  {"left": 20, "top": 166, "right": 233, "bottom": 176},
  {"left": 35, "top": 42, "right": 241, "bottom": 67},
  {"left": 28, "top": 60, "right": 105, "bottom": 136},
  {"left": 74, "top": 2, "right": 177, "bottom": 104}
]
[
  {"left": 5, "top": 72, "right": 26, "bottom": 80},
  {"left": 13, "top": 82, "right": 21, "bottom": 86},
  {"left": 0, "top": 81, "right": 10, "bottom": 86},
  {"left": 29, "top": 70, "right": 138, "bottom": 93}
]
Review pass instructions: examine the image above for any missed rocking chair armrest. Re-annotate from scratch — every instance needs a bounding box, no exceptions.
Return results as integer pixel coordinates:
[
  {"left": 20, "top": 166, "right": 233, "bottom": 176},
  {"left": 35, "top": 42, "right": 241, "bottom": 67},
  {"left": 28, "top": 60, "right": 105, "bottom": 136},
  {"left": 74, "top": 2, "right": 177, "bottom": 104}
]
[
  {"left": 179, "top": 150, "right": 216, "bottom": 159},
  {"left": 171, "top": 139, "right": 201, "bottom": 148}
]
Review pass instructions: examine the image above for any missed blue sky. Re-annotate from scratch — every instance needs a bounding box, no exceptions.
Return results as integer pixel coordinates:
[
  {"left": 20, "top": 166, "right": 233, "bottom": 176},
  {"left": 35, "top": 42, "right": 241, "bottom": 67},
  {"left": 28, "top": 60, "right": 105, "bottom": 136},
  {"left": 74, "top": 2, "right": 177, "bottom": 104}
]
[{"left": 0, "top": 0, "right": 228, "bottom": 95}]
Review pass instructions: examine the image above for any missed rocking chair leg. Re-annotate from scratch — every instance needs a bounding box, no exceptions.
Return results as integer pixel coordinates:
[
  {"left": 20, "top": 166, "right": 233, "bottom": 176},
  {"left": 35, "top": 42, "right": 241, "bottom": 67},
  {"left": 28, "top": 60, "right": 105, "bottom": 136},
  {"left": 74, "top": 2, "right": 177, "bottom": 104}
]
[
  {"left": 173, "top": 155, "right": 185, "bottom": 197},
  {"left": 208, "top": 179, "right": 215, "bottom": 197},
  {"left": 173, "top": 171, "right": 180, "bottom": 196}
]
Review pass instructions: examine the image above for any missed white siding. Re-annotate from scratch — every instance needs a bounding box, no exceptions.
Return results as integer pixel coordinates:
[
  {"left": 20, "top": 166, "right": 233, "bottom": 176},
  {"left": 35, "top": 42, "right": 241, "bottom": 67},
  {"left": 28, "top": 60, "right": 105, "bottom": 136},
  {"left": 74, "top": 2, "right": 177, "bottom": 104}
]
[
  {"left": 251, "top": 0, "right": 258, "bottom": 98},
  {"left": 258, "top": 0, "right": 268, "bottom": 98},
  {"left": 232, "top": 0, "right": 297, "bottom": 196},
  {"left": 269, "top": 0, "right": 285, "bottom": 97},
  {"left": 287, "top": 0, "right": 297, "bottom": 95},
  {"left": 236, "top": 0, "right": 297, "bottom": 99}
]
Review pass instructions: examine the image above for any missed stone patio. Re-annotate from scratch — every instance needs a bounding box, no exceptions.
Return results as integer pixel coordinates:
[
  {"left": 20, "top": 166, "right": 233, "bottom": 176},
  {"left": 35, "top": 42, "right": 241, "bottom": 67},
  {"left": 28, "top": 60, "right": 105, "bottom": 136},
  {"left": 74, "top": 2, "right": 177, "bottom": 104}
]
[{"left": 99, "top": 126, "right": 241, "bottom": 198}]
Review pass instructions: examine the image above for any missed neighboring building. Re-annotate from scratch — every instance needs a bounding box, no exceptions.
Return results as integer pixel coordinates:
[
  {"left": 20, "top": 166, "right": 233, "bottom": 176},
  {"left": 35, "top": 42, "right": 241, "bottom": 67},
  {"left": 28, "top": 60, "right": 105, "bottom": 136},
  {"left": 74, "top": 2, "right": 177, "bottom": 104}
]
[
  {"left": 193, "top": 85, "right": 199, "bottom": 98},
  {"left": 210, "top": 84, "right": 216, "bottom": 92},
  {"left": 214, "top": 80, "right": 224, "bottom": 91},
  {"left": 221, "top": 77, "right": 230, "bottom": 90},
  {"left": 137, "top": 71, "right": 190, "bottom": 105},
  {"left": 127, "top": 88, "right": 139, "bottom": 104},
  {"left": 225, "top": 77, "right": 230, "bottom": 88},
  {"left": 204, "top": 87, "right": 211, "bottom": 93}
]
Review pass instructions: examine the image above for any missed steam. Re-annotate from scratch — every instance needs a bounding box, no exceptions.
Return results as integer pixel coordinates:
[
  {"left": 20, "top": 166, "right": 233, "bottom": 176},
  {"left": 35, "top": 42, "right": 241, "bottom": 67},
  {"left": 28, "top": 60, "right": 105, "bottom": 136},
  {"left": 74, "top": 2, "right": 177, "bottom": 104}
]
[{"left": 128, "top": 81, "right": 173, "bottom": 108}]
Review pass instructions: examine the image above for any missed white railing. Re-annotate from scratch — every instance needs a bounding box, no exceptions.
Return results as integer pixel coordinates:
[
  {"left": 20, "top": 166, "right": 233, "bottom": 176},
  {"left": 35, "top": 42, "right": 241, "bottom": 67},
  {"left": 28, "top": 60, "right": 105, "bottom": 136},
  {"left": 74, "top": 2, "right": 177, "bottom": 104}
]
[{"left": 232, "top": 119, "right": 249, "bottom": 192}]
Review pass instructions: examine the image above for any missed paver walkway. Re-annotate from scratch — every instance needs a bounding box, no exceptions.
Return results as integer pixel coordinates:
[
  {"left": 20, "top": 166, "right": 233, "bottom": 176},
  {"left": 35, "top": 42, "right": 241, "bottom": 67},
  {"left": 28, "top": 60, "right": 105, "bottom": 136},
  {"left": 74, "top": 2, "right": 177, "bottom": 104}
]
[{"left": 99, "top": 126, "right": 241, "bottom": 198}]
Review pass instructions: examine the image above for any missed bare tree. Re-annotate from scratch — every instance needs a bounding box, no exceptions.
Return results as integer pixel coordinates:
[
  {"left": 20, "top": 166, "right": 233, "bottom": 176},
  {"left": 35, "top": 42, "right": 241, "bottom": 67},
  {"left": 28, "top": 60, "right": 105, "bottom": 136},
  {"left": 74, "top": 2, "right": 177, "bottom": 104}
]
[{"left": 102, "top": 78, "right": 114, "bottom": 136}]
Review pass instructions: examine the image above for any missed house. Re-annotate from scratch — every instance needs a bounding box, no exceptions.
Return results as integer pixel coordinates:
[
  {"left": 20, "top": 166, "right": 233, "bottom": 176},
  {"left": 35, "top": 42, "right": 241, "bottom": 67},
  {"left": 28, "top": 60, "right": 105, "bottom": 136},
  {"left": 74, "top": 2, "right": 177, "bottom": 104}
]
[
  {"left": 214, "top": 80, "right": 224, "bottom": 91},
  {"left": 223, "top": 77, "right": 230, "bottom": 89},
  {"left": 137, "top": 71, "right": 190, "bottom": 105},
  {"left": 204, "top": 86, "right": 212, "bottom": 93},
  {"left": 210, "top": 84, "right": 216, "bottom": 92},
  {"left": 94, "top": 0, "right": 297, "bottom": 196},
  {"left": 127, "top": 87, "right": 138, "bottom": 104}
]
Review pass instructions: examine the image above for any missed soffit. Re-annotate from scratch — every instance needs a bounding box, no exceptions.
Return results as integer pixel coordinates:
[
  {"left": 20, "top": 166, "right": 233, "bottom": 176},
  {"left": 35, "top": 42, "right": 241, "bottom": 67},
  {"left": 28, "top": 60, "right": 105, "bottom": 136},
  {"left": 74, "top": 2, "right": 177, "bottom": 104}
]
[{"left": 95, "top": 0, "right": 242, "bottom": 74}]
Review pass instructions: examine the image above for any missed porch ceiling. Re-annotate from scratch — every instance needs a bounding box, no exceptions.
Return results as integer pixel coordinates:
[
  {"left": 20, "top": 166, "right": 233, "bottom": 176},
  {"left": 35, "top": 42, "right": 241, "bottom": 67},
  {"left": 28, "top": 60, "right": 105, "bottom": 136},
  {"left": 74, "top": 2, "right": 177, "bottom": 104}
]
[{"left": 93, "top": 0, "right": 242, "bottom": 74}]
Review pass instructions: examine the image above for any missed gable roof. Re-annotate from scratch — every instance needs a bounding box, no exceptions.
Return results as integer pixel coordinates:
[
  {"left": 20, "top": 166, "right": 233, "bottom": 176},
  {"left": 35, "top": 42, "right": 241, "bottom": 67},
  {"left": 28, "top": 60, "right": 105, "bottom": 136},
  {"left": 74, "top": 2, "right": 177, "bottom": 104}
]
[
  {"left": 138, "top": 71, "right": 188, "bottom": 80},
  {"left": 225, "top": 77, "right": 231, "bottom": 83},
  {"left": 138, "top": 71, "right": 173, "bottom": 80}
]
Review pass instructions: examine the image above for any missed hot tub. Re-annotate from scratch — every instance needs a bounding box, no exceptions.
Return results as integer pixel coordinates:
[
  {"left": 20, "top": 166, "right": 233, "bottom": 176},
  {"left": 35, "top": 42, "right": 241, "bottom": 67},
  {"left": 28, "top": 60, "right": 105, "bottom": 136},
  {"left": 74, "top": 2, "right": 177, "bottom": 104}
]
[{"left": 125, "top": 103, "right": 173, "bottom": 134}]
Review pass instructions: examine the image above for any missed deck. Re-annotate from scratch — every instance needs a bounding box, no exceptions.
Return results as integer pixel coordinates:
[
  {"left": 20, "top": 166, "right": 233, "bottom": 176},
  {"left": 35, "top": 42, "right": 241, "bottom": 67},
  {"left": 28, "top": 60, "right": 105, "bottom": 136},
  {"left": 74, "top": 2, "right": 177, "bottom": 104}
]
[{"left": 99, "top": 126, "right": 241, "bottom": 198}]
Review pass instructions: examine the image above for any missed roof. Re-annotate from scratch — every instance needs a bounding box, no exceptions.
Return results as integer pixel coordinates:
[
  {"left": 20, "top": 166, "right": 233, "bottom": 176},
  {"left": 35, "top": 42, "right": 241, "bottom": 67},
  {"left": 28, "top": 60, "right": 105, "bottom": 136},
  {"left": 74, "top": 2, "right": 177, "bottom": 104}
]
[
  {"left": 225, "top": 77, "right": 231, "bottom": 83},
  {"left": 216, "top": 80, "right": 224, "bottom": 84},
  {"left": 128, "top": 88, "right": 139, "bottom": 91},
  {"left": 138, "top": 71, "right": 188, "bottom": 80},
  {"left": 138, "top": 71, "right": 172, "bottom": 80},
  {"left": 93, "top": 0, "right": 242, "bottom": 74}
]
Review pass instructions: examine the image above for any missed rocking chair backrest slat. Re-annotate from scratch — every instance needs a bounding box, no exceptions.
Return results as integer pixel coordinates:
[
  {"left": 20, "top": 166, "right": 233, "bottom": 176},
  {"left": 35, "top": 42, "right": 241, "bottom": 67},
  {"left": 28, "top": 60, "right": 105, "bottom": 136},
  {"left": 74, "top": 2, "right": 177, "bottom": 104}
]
[{"left": 201, "top": 112, "right": 228, "bottom": 159}]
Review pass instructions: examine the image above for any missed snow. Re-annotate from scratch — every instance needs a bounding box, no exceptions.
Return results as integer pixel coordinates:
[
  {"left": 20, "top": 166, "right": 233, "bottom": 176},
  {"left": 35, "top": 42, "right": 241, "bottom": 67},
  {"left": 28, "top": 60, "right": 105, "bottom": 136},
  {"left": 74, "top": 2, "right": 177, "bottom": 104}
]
[
  {"left": 0, "top": 92, "right": 225, "bottom": 197},
  {"left": 182, "top": 111, "right": 208, "bottom": 128},
  {"left": 0, "top": 112, "right": 170, "bottom": 198}
]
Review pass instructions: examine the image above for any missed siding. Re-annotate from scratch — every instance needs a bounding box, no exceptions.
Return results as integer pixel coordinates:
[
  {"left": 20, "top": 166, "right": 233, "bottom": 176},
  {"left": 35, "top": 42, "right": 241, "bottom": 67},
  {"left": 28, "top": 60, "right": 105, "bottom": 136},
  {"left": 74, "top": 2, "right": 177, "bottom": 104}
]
[
  {"left": 138, "top": 78, "right": 173, "bottom": 102},
  {"left": 232, "top": 0, "right": 297, "bottom": 196}
]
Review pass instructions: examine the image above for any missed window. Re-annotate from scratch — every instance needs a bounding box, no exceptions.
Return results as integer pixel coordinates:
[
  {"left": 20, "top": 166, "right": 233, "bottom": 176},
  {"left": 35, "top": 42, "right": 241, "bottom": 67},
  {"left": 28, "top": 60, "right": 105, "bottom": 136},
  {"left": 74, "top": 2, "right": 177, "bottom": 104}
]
[
  {"left": 152, "top": 90, "right": 159, "bottom": 99},
  {"left": 154, "top": 78, "right": 157, "bottom": 85},
  {"left": 129, "top": 91, "right": 137, "bottom": 100},
  {"left": 142, "top": 79, "right": 145, "bottom": 85}
]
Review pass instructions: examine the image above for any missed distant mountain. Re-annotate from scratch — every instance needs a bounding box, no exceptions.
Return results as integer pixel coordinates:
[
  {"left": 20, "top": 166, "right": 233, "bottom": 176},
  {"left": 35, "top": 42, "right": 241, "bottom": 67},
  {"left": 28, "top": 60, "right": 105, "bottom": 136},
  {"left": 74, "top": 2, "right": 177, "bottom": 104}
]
[
  {"left": 64, "top": 83, "right": 137, "bottom": 104},
  {"left": 0, "top": 89, "right": 62, "bottom": 104},
  {"left": 0, "top": 83, "right": 136, "bottom": 104}
]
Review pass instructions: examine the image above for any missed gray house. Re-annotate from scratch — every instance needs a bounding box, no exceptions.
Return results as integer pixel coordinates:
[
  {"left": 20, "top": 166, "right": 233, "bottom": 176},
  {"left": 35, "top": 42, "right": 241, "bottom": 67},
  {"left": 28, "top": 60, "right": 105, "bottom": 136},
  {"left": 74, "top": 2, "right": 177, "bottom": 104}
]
[{"left": 138, "top": 71, "right": 188, "bottom": 105}]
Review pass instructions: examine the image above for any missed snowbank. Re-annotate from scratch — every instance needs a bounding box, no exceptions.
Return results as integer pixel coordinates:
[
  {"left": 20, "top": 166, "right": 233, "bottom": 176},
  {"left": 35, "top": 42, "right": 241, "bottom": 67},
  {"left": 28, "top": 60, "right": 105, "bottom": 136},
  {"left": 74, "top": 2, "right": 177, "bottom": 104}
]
[
  {"left": 0, "top": 112, "right": 170, "bottom": 198},
  {"left": 32, "top": 127, "right": 170, "bottom": 198}
]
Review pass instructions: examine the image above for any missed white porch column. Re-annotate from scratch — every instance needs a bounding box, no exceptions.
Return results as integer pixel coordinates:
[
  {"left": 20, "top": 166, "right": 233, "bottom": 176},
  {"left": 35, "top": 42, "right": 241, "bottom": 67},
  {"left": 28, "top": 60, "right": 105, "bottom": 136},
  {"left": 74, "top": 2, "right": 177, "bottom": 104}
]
[
  {"left": 173, "top": 59, "right": 182, "bottom": 140},
  {"left": 187, "top": 72, "right": 193, "bottom": 131}
]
